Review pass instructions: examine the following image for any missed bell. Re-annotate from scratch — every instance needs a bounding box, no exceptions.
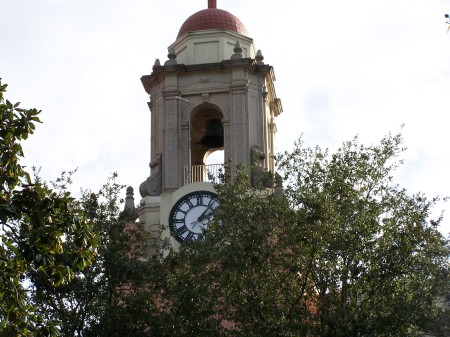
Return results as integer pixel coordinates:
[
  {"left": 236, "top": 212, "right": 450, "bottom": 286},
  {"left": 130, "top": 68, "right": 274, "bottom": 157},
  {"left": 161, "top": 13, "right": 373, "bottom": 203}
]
[{"left": 201, "top": 119, "right": 224, "bottom": 148}]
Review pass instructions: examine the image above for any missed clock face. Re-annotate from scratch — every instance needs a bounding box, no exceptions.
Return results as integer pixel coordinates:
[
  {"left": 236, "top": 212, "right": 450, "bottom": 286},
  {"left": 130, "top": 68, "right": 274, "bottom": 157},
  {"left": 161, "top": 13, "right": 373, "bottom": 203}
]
[{"left": 169, "top": 191, "right": 219, "bottom": 243}]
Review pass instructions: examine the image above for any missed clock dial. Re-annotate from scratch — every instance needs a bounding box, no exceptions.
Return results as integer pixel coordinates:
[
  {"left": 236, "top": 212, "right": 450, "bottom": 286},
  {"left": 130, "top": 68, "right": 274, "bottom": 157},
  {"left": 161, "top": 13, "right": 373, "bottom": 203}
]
[{"left": 169, "top": 191, "right": 219, "bottom": 243}]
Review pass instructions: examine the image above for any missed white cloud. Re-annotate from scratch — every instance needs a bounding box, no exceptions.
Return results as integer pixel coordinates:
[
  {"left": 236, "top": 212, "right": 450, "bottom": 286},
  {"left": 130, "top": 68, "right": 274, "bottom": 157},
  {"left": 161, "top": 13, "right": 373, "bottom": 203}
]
[{"left": 1, "top": 0, "right": 449, "bottom": 234}]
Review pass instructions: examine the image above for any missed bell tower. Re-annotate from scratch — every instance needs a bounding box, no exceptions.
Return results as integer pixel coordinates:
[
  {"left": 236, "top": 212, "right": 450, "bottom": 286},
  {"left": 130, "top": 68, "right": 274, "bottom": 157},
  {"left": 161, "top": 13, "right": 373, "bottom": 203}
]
[{"left": 137, "top": 0, "right": 283, "bottom": 253}]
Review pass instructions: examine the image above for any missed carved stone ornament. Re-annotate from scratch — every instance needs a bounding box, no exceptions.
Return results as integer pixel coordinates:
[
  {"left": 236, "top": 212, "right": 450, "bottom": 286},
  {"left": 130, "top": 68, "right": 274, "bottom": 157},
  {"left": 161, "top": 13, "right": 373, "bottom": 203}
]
[
  {"left": 250, "top": 145, "right": 273, "bottom": 188},
  {"left": 230, "top": 41, "right": 243, "bottom": 60},
  {"left": 164, "top": 48, "right": 177, "bottom": 66},
  {"left": 255, "top": 49, "right": 264, "bottom": 64},
  {"left": 251, "top": 145, "right": 265, "bottom": 166},
  {"left": 139, "top": 153, "right": 163, "bottom": 197}
]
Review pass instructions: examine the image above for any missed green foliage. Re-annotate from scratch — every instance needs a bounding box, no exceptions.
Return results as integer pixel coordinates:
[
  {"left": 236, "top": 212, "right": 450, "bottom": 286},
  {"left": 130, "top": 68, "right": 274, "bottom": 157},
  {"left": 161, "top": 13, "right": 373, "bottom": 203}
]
[
  {"left": 276, "top": 134, "right": 449, "bottom": 336},
  {"left": 0, "top": 79, "right": 97, "bottom": 336},
  {"left": 28, "top": 173, "right": 169, "bottom": 337},
  {"left": 157, "top": 133, "right": 449, "bottom": 336},
  {"left": 5, "top": 75, "right": 446, "bottom": 335}
]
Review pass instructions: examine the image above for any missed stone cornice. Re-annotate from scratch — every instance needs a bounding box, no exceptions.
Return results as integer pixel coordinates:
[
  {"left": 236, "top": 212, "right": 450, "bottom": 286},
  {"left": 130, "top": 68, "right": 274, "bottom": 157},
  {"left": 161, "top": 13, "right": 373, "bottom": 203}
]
[{"left": 141, "top": 59, "right": 274, "bottom": 94}]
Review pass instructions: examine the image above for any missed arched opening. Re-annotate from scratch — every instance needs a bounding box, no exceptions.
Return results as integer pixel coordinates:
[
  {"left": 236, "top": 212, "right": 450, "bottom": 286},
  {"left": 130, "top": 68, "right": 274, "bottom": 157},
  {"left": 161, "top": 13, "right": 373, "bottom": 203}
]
[
  {"left": 190, "top": 103, "right": 223, "bottom": 165},
  {"left": 187, "top": 103, "right": 224, "bottom": 184}
]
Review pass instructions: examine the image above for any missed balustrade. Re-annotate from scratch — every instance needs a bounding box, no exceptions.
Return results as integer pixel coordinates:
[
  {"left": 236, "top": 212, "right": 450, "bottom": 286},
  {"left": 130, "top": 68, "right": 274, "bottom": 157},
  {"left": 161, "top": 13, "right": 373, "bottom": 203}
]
[{"left": 184, "top": 164, "right": 223, "bottom": 185}]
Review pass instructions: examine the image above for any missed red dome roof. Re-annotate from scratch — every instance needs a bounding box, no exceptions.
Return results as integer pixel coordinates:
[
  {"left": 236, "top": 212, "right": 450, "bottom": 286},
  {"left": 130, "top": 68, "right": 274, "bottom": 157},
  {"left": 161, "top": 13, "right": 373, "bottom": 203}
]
[{"left": 177, "top": 8, "right": 248, "bottom": 39}]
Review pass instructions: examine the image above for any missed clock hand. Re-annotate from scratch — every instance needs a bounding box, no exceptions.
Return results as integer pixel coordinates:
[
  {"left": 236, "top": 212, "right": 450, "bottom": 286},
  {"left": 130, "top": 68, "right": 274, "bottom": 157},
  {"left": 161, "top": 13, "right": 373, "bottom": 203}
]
[
  {"left": 197, "top": 207, "right": 210, "bottom": 222},
  {"left": 198, "top": 210, "right": 214, "bottom": 222}
]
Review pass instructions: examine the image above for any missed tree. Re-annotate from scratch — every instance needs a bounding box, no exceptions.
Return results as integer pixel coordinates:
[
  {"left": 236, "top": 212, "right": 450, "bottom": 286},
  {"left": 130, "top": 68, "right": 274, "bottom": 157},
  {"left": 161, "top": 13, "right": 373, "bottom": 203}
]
[
  {"left": 0, "top": 79, "right": 96, "bottom": 336},
  {"left": 6, "top": 71, "right": 446, "bottom": 336},
  {"left": 28, "top": 173, "right": 171, "bottom": 337},
  {"left": 157, "top": 133, "right": 449, "bottom": 336}
]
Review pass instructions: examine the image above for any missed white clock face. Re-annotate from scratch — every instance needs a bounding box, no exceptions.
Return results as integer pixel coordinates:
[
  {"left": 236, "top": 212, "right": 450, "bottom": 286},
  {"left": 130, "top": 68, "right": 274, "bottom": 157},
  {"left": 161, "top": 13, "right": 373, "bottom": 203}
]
[{"left": 169, "top": 191, "right": 219, "bottom": 243}]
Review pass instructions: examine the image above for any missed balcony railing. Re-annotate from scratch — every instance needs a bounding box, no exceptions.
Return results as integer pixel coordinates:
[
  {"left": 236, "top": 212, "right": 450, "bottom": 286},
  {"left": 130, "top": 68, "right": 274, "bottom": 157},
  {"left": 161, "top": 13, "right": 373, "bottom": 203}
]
[{"left": 184, "top": 164, "right": 223, "bottom": 185}]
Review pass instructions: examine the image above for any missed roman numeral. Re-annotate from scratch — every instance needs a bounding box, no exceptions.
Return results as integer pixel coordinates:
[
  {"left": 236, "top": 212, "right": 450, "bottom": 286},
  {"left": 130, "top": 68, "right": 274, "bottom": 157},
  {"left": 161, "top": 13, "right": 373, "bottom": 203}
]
[
  {"left": 177, "top": 225, "right": 188, "bottom": 235},
  {"left": 207, "top": 197, "right": 217, "bottom": 210},
  {"left": 195, "top": 195, "right": 203, "bottom": 205},
  {"left": 176, "top": 208, "right": 187, "bottom": 215}
]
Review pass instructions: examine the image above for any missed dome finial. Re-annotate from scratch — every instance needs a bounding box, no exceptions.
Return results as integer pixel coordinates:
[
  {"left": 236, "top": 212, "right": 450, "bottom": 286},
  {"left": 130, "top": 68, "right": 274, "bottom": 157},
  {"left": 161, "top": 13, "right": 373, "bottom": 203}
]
[{"left": 208, "top": 0, "right": 217, "bottom": 9}]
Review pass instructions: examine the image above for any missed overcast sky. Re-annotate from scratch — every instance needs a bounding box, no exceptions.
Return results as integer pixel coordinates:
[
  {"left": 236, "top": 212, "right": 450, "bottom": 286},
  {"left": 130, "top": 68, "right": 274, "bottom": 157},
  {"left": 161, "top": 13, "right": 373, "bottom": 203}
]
[{"left": 1, "top": 0, "right": 449, "bottom": 235}]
